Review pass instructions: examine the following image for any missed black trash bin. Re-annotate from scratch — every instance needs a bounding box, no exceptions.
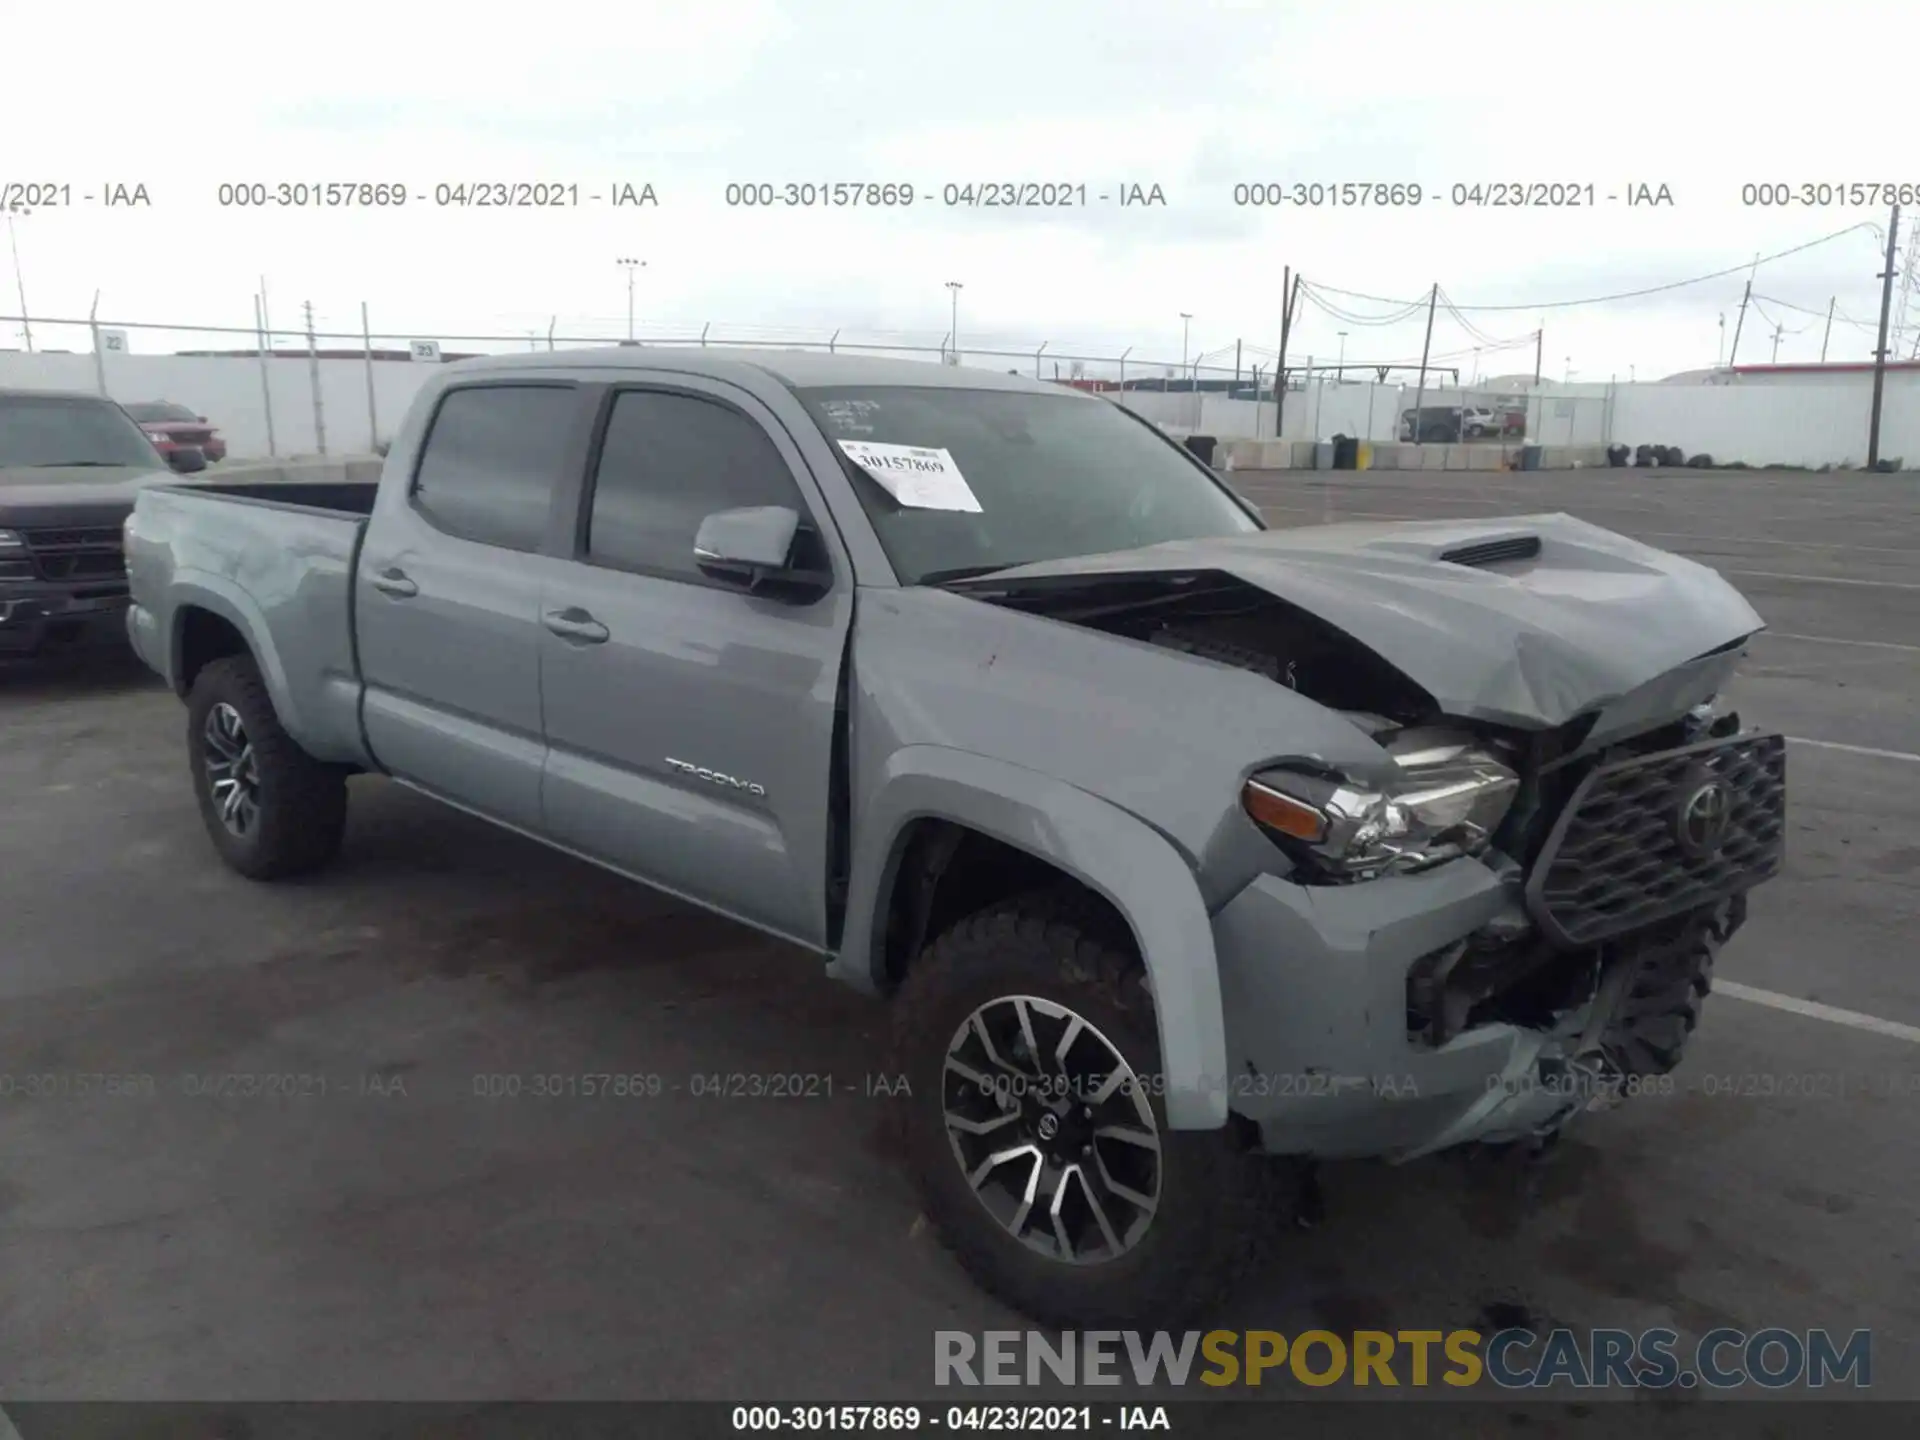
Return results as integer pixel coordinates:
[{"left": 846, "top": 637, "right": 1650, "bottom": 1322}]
[
  {"left": 1184, "top": 434, "right": 1217, "bottom": 466},
  {"left": 1332, "top": 433, "right": 1359, "bottom": 470}
]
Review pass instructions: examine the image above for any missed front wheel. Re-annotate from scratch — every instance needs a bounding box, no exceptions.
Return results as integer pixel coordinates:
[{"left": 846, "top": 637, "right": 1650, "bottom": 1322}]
[
  {"left": 185, "top": 655, "right": 348, "bottom": 879},
  {"left": 890, "top": 888, "right": 1270, "bottom": 1328}
]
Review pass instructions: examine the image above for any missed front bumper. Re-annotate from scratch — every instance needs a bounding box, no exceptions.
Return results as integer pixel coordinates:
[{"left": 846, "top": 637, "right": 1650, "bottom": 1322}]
[
  {"left": 0, "top": 585, "right": 131, "bottom": 654},
  {"left": 1212, "top": 856, "right": 1748, "bottom": 1163}
]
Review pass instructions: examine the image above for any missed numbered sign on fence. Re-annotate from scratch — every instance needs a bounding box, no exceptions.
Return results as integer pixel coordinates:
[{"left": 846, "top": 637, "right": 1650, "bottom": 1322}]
[
  {"left": 409, "top": 339, "right": 442, "bottom": 363},
  {"left": 98, "top": 328, "right": 129, "bottom": 354}
]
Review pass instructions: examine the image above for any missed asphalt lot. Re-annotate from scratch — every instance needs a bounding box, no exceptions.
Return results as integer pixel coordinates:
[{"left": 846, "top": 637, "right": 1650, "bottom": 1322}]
[{"left": 1, "top": 466, "right": 1917, "bottom": 1415}]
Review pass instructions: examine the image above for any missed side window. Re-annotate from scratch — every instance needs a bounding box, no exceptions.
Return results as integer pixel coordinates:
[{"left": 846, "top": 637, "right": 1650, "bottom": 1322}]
[
  {"left": 412, "top": 384, "right": 576, "bottom": 550},
  {"left": 587, "top": 389, "right": 809, "bottom": 580}
]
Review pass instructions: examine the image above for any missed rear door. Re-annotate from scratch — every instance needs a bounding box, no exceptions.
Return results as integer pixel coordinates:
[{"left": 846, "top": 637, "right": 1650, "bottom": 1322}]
[
  {"left": 356, "top": 380, "right": 590, "bottom": 833},
  {"left": 537, "top": 378, "right": 852, "bottom": 948}
]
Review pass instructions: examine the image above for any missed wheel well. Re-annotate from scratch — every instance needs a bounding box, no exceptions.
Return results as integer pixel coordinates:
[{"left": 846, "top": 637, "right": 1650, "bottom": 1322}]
[
  {"left": 176, "top": 607, "right": 249, "bottom": 695},
  {"left": 879, "top": 820, "right": 1135, "bottom": 989}
]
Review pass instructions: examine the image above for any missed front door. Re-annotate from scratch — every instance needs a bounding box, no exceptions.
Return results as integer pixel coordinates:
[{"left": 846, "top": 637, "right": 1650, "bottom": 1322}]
[{"left": 537, "top": 381, "right": 851, "bottom": 948}]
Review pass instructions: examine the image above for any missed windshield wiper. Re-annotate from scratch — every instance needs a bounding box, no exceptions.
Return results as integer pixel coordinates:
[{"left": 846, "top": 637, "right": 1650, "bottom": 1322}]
[{"left": 917, "top": 564, "right": 1016, "bottom": 586}]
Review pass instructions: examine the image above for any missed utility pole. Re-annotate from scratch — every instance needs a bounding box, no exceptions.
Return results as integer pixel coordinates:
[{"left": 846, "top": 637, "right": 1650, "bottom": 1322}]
[
  {"left": 1179, "top": 312, "right": 1193, "bottom": 380},
  {"left": 1410, "top": 283, "right": 1439, "bottom": 439},
  {"left": 1821, "top": 297, "right": 1835, "bottom": 363},
  {"left": 4, "top": 202, "right": 31, "bottom": 351},
  {"left": 1274, "top": 269, "right": 1301, "bottom": 438},
  {"left": 1770, "top": 321, "right": 1785, "bottom": 363},
  {"left": 1233, "top": 337, "right": 1241, "bottom": 388},
  {"left": 617, "top": 257, "right": 645, "bottom": 340},
  {"left": 304, "top": 300, "right": 327, "bottom": 457},
  {"left": 1729, "top": 278, "right": 1753, "bottom": 367},
  {"left": 1867, "top": 204, "right": 1899, "bottom": 471},
  {"left": 1532, "top": 326, "right": 1543, "bottom": 385}
]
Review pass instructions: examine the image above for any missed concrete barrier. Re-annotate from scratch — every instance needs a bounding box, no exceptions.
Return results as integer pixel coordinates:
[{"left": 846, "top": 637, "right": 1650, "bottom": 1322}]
[{"left": 211, "top": 455, "right": 384, "bottom": 485}]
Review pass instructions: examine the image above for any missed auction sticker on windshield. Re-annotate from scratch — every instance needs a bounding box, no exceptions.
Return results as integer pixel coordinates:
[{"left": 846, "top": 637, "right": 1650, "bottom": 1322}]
[{"left": 837, "top": 440, "right": 982, "bottom": 512}]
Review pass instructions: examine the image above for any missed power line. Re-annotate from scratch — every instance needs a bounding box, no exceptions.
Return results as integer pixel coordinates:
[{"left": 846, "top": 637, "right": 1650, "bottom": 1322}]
[
  {"left": 1753, "top": 292, "right": 1877, "bottom": 330},
  {"left": 1304, "top": 222, "right": 1880, "bottom": 313}
]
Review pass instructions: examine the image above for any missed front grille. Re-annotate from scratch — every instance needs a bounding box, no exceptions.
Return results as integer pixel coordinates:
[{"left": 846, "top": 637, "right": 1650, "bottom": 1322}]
[
  {"left": 19, "top": 525, "right": 127, "bottom": 583},
  {"left": 1525, "top": 732, "right": 1786, "bottom": 947}
]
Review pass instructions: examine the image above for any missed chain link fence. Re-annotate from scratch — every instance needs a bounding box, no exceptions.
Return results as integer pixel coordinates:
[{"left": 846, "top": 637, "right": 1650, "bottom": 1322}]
[{"left": 0, "top": 300, "right": 1623, "bottom": 461}]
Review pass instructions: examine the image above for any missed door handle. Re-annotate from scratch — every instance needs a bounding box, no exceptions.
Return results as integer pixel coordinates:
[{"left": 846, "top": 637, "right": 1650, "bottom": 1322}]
[
  {"left": 543, "top": 608, "right": 609, "bottom": 644},
  {"left": 370, "top": 567, "right": 418, "bottom": 598}
]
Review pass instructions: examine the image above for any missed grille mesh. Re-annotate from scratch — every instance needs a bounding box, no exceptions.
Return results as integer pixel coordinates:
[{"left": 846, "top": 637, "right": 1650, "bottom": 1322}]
[
  {"left": 20, "top": 526, "right": 127, "bottom": 583},
  {"left": 1526, "top": 732, "right": 1786, "bottom": 947}
]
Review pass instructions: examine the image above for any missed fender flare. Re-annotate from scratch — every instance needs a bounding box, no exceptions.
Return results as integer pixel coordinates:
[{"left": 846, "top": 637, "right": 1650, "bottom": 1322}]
[
  {"left": 166, "top": 572, "right": 310, "bottom": 744},
  {"left": 832, "top": 745, "right": 1229, "bottom": 1130}
]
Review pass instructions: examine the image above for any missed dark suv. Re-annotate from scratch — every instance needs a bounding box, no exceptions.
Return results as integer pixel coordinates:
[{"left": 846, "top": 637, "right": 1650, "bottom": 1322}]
[{"left": 0, "top": 389, "right": 182, "bottom": 655}]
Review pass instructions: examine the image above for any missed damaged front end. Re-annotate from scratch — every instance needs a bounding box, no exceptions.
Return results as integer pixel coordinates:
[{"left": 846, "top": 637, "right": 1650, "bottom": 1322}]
[{"left": 943, "top": 524, "right": 1786, "bottom": 1159}]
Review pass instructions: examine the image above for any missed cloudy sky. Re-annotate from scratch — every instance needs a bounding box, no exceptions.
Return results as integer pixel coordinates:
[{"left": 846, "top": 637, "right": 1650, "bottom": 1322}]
[{"left": 4, "top": 0, "right": 1911, "bottom": 381}]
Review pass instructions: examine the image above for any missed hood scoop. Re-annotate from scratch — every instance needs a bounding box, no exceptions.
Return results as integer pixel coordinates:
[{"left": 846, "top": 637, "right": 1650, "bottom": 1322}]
[{"left": 1439, "top": 534, "right": 1541, "bottom": 568}]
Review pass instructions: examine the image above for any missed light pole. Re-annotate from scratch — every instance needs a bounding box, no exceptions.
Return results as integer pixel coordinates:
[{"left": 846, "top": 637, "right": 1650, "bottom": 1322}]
[
  {"left": 945, "top": 281, "right": 963, "bottom": 365},
  {"left": 1336, "top": 330, "right": 1348, "bottom": 378},
  {"left": 616, "top": 257, "right": 645, "bottom": 341},
  {"left": 1179, "top": 312, "right": 1192, "bottom": 378},
  {"left": 5, "top": 203, "right": 32, "bottom": 353}
]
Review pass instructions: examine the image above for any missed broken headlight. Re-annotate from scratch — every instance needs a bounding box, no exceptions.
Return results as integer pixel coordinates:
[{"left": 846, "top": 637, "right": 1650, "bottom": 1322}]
[{"left": 1243, "top": 732, "right": 1519, "bottom": 880}]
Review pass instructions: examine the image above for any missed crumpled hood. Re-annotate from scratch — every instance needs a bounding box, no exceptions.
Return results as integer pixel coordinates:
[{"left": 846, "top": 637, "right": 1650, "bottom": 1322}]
[{"left": 953, "top": 513, "right": 1765, "bottom": 729}]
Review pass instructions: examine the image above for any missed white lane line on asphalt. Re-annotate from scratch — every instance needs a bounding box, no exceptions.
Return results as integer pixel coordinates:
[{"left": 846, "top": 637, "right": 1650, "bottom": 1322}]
[
  {"left": 1716, "top": 981, "right": 1920, "bottom": 1045},
  {"left": 1726, "top": 568, "right": 1920, "bottom": 591},
  {"left": 0, "top": 1405, "right": 21, "bottom": 1440},
  {"left": 1637, "top": 530, "right": 1920, "bottom": 557},
  {"left": 1786, "top": 736, "right": 1920, "bottom": 763},
  {"left": 1762, "top": 631, "right": 1920, "bottom": 654}
]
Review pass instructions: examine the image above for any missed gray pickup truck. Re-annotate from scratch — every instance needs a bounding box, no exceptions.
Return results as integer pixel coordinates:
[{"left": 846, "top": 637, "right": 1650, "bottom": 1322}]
[{"left": 125, "top": 349, "right": 1785, "bottom": 1326}]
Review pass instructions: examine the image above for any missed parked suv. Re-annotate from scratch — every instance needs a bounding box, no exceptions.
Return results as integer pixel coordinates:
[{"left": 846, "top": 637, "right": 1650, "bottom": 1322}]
[
  {"left": 0, "top": 388, "right": 183, "bottom": 655},
  {"left": 124, "top": 401, "right": 227, "bottom": 464},
  {"left": 1399, "top": 405, "right": 1501, "bottom": 442},
  {"left": 124, "top": 350, "right": 1785, "bottom": 1326}
]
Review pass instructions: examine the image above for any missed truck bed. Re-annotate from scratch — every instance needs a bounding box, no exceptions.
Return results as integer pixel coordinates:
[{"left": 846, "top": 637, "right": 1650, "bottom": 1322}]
[
  {"left": 189, "top": 479, "right": 381, "bottom": 515},
  {"left": 124, "top": 480, "right": 380, "bottom": 767}
]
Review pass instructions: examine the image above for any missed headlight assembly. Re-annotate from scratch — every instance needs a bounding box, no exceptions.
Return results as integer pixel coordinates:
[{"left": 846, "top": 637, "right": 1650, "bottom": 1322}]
[{"left": 1243, "top": 731, "right": 1519, "bottom": 880}]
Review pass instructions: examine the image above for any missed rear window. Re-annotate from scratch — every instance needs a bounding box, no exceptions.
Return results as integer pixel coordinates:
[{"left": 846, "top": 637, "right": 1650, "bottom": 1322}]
[
  {"left": 411, "top": 384, "right": 577, "bottom": 551},
  {"left": 124, "top": 402, "right": 198, "bottom": 423}
]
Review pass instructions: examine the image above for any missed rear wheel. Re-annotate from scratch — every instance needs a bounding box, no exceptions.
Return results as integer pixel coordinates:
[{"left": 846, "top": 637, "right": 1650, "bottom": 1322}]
[
  {"left": 891, "top": 887, "right": 1270, "bottom": 1328},
  {"left": 185, "top": 655, "right": 348, "bottom": 879}
]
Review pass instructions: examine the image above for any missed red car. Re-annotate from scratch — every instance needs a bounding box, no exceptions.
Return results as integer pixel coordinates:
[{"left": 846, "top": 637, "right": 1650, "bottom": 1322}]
[{"left": 123, "top": 400, "right": 227, "bottom": 463}]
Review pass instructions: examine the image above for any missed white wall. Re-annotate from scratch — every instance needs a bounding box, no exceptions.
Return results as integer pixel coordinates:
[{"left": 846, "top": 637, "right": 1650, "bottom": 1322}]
[
  {"left": 1611, "top": 376, "right": 1920, "bottom": 467},
  {"left": 0, "top": 350, "right": 436, "bottom": 458}
]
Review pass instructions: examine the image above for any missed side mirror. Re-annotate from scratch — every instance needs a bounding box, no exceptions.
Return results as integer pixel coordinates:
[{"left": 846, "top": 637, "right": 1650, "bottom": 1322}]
[
  {"left": 167, "top": 447, "right": 207, "bottom": 474},
  {"left": 693, "top": 505, "right": 829, "bottom": 600}
]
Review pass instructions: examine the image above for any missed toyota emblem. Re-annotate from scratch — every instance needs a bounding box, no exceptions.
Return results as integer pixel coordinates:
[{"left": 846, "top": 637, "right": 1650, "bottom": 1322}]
[{"left": 1674, "top": 776, "right": 1731, "bottom": 857}]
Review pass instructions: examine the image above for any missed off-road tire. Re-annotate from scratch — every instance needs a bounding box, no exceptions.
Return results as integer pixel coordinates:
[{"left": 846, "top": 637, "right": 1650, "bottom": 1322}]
[
  {"left": 185, "top": 655, "right": 348, "bottom": 880},
  {"left": 890, "top": 886, "right": 1273, "bottom": 1329},
  {"left": 1604, "top": 897, "right": 1744, "bottom": 1075}
]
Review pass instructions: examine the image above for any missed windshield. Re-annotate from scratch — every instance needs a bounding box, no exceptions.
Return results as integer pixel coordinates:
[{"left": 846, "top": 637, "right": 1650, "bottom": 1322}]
[
  {"left": 0, "top": 395, "right": 166, "bottom": 470},
  {"left": 796, "top": 385, "right": 1261, "bottom": 584},
  {"left": 124, "top": 401, "right": 197, "bottom": 423}
]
